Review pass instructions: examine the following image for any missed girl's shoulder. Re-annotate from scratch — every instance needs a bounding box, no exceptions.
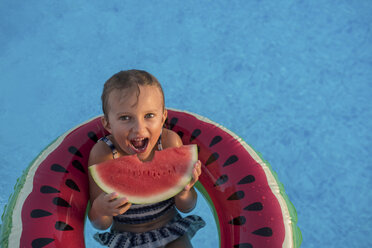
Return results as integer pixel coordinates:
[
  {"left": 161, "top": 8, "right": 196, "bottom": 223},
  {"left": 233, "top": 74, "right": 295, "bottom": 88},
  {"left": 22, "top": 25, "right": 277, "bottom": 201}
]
[
  {"left": 161, "top": 128, "right": 183, "bottom": 149},
  {"left": 88, "top": 137, "right": 115, "bottom": 166}
]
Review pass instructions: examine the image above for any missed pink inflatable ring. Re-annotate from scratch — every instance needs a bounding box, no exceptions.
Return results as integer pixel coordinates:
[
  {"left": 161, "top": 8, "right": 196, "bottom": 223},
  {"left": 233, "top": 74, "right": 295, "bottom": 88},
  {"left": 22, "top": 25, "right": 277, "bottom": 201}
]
[{"left": 0, "top": 109, "right": 301, "bottom": 247}]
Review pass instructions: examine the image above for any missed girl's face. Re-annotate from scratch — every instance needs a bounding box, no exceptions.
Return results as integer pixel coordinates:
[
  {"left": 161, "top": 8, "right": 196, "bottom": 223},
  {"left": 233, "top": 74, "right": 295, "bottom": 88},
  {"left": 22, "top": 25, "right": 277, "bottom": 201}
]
[{"left": 103, "top": 85, "right": 167, "bottom": 161}]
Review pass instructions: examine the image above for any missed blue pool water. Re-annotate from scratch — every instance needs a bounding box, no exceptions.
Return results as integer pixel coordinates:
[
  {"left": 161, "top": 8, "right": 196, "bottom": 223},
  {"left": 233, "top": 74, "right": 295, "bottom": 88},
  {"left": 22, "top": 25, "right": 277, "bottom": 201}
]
[{"left": 1, "top": 1, "right": 371, "bottom": 247}]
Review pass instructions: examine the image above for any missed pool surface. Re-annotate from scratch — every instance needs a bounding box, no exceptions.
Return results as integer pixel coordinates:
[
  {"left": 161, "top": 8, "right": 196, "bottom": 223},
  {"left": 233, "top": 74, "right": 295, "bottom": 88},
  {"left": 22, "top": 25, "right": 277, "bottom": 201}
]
[{"left": 1, "top": 1, "right": 371, "bottom": 247}]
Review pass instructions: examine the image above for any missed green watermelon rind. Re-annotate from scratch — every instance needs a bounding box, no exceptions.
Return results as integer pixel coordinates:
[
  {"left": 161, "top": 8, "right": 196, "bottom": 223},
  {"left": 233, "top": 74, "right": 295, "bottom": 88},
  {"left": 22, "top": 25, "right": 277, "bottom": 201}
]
[
  {"left": 170, "top": 108, "right": 302, "bottom": 248},
  {"left": 89, "top": 145, "right": 198, "bottom": 204}
]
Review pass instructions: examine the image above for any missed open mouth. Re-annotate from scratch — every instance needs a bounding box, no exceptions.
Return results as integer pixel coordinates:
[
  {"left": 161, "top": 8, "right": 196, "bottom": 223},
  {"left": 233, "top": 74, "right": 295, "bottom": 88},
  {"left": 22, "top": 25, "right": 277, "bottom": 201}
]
[{"left": 129, "top": 137, "right": 149, "bottom": 153}]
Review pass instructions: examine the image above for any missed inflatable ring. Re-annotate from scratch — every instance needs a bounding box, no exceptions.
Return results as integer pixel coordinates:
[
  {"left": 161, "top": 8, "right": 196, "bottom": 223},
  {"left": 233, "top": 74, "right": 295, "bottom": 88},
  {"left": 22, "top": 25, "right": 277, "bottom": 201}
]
[{"left": 0, "top": 109, "right": 301, "bottom": 247}]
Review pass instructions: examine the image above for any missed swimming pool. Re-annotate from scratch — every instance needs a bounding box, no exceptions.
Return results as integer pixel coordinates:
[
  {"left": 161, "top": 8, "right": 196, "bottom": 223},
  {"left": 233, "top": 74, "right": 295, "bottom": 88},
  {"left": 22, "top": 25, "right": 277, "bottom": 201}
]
[{"left": 1, "top": 1, "right": 371, "bottom": 247}]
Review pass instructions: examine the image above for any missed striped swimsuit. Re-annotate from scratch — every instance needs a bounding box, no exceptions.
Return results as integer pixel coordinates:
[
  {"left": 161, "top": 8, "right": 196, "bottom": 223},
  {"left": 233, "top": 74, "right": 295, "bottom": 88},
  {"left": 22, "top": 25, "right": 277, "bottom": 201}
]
[{"left": 94, "top": 135, "right": 206, "bottom": 248}]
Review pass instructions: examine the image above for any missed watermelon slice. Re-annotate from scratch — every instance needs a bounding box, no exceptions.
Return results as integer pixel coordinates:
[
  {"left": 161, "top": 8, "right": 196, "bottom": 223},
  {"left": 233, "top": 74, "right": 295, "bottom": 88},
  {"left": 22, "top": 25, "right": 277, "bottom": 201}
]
[{"left": 89, "top": 145, "right": 198, "bottom": 204}]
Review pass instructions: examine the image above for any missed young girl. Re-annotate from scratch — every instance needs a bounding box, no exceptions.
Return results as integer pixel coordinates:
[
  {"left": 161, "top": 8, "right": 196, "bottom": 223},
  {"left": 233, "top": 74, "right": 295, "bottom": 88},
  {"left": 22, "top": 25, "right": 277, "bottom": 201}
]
[{"left": 88, "top": 70, "right": 206, "bottom": 248}]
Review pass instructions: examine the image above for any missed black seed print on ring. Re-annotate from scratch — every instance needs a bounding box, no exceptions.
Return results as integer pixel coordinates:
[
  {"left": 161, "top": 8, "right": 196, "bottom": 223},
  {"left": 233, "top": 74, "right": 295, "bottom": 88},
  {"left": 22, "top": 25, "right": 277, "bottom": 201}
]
[
  {"left": 190, "top": 129, "right": 201, "bottom": 142},
  {"left": 223, "top": 155, "right": 238, "bottom": 167},
  {"left": 65, "top": 179, "right": 80, "bottom": 192},
  {"left": 72, "top": 160, "right": 85, "bottom": 174},
  {"left": 51, "top": 164, "right": 68, "bottom": 173},
  {"left": 53, "top": 197, "right": 71, "bottom": 208},
  {"left": 234, "top": 243, "right": 253, "bottom": 248},
  {"left": 55, "top": 221, "right": 74, "bottom": 231},
  {"left": 244, "top": 202, "right": 263, "bottom": 211},
  {"left": 40, "top": 186, "right": 60, "bottom": 194},
  {"left": 31, "top": 209, "right": 53, "bottom": 218},
  {"left": 238, "top": 175, "right": 255, "bottom": 184},
  {"left": 227, "top": 191, "right": 245, "bottom": 200},
  {"left": 177, "top": 131, "right": 184, "bottom": 139},
  {"left": 214, "top": 174, "right": 228, "bottom": 186},
  {"left": 252, "top": 227, "right": 273, "bottom": 237},
  {"left": 209, "top": 136, "right": 222, "bottom": 147},
  {"left": 205, "top": 152, "right": 219, "bottom": 166},
  {"left": 228, "top": 216, "right": 246, "bottom": 226},
  {"left": 88, "top": 131, "right": 98, "bottom": 142},
  {"left": 68, "top": 146, "right": 83, "bottom": 158},
  {"left": 170, "top": 117, "right": 178, "bottom": 130},
  {"left": 31, "top": 238, "right": 54, "bottom": 248}
]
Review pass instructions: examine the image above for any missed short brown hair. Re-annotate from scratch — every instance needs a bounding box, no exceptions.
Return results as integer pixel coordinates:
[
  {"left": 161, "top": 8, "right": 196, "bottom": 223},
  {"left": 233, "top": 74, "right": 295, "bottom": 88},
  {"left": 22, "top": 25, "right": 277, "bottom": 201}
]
[{"left": 101, "top": 70, "right": 165, "bottom": 117}]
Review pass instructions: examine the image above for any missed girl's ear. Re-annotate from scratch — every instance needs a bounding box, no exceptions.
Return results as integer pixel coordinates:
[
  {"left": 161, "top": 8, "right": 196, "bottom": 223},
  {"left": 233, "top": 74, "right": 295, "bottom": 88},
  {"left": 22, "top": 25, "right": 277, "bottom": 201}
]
[
  {"left": 162, "top": 109, "right": 168, "bottom": 126},
  {"left": 101, "top": 116, "right": 112, "bottom": 133}
]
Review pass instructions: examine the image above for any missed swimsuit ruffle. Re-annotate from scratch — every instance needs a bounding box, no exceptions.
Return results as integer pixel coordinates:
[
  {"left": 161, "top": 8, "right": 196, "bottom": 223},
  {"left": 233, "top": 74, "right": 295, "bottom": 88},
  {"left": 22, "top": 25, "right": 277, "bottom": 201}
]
[{"left": 94, "top": 214, "right": 206, "bottom": 248}]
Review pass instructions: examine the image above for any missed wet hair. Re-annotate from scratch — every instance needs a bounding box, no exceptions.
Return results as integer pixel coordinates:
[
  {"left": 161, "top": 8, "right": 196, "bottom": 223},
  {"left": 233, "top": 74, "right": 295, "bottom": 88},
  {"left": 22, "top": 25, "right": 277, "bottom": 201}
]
[{"left": 101, "top": 69, "right": 165, "bottom": 117}]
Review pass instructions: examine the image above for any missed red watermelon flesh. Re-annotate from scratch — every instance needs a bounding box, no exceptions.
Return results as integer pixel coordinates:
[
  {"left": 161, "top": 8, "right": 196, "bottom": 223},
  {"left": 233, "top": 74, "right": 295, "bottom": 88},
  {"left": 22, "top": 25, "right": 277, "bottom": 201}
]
[{"left": 89, "top": 145, "right": 198, "bottom": 204}]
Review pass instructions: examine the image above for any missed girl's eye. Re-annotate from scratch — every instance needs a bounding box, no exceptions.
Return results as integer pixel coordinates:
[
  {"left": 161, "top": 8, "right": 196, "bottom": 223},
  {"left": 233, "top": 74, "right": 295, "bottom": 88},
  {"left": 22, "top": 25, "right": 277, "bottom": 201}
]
[
  {"left": 145, "top": 113, "right": 155, "bottom": 119},
  {"left": 119, "top": 116, "right": 130, "bottom": 121}
]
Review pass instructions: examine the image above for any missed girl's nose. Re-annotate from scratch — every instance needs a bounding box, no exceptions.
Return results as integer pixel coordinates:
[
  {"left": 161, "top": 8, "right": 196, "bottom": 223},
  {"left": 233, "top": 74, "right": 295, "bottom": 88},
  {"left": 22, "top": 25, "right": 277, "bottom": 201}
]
[{"left": 132, "top": 119, "right": 146, "bottom": 134}]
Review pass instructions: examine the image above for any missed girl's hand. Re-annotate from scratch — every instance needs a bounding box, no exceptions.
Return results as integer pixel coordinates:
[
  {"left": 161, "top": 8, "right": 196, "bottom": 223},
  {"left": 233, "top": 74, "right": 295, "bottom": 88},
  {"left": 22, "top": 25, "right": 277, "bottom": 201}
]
[
  {"left": 184, "top": 160, "right": 202, "bottom": 191},
  {"left": 174, "top": 160, "right": 202, "bottom": 213},
  {"left": 92, "top": 192, "right": 132, "bottom": 217}
]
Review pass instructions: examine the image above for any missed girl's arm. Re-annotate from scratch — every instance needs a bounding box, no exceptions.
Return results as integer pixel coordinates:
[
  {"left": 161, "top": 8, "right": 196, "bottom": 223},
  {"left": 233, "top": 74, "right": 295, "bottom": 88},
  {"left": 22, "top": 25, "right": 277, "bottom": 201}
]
[{"left": 88, "top": 142, "right": 131, "bottom": 230}]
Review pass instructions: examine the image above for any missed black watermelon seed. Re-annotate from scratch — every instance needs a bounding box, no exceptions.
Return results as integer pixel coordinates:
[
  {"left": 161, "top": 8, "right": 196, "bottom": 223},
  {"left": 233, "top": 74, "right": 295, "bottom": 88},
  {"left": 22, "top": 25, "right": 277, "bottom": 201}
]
[
  {"left": 214, "top": 174, "right": 228, "bottom": 186},
  {"left": 32, "top": 238, "right": 54, "bottom": 248},
  {"left": 40, "top": 186, "right": 60, "bottom": 194},
  {"left": 205, "top": 152, "right": 219, "bottom": 166},
  {"left": 223, "top": 155, "right": 239, "bottom": 167},
  {"left": 190, "top": 129, "right": 201, "bottom": 142},
  {"left": 72, "top": 160, "right": 85, "bottom": 174},
  {"left": 88, "top": 131, "right": 98, "bottom": 142},
  {"left": 170, "top": 117, "right": 178, "bottom": 130},
  {"left": 55, "top": 221, "right": 74, "bottom": 231},
  {"left": 53, "top": 197, "right": 71, "bottom": 208},
  {"left": 31, "top": 209, "right": 53, "bottom": 218},
  {"left": 238, "top": 175, "right": 255, "bottom": 184},
  {"left": 65, "top": 179, "right": 80, "bottom": 192},
  {"left": 68, "top": 146, "right": 83, "bottom": 158},
  {"left": 229, "top": 216, "right": 246, "bottom": 226},
  {"left": 234, "top": 244, "right": 253, "bottom": 248},
  {"left": 252, "top": 227, "right": 273, "bottom": 237},
  {"left": 209, "top": 136, "right": 222, "bottom": 147},
  {"left": 227, "top": 191, "right": 245, "bottom": 200},
  {"left": 177, "top": 131, "right": 184, "bottom": 139},
  {"left": 244, "top": 202, "right": 263, "bottom": 211},
  {"left": 51, "top": 164, "right": 68, "bottom": 173}
]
